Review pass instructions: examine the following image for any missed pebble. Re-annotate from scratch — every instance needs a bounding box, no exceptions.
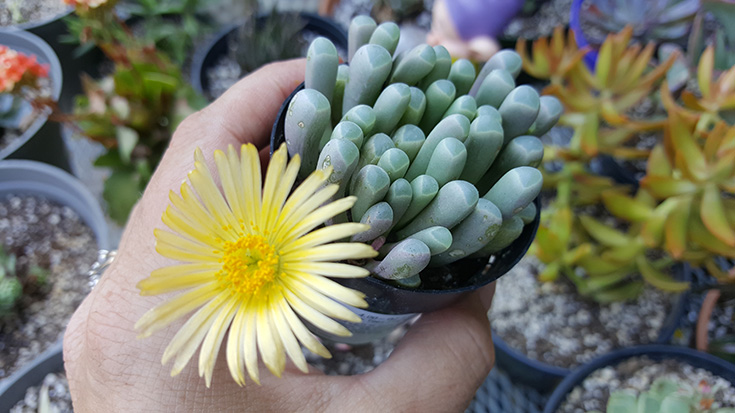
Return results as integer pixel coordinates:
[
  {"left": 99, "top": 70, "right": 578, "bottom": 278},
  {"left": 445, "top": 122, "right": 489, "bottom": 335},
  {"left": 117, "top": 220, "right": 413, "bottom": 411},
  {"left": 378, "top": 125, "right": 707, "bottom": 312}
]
[
  {"left": 489, "top": 256, "right": 676, "bottom": 369},
  {"left": 0, "top": 194, "right": 97, "bottom": 380}
]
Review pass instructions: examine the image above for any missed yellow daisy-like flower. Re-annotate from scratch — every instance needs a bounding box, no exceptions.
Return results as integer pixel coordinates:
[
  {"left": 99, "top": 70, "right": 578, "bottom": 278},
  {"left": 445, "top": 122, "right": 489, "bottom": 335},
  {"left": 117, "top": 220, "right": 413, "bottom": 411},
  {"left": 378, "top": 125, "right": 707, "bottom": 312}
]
[{"left": 135, "top": 143, "right": 377, "bottom": 386}]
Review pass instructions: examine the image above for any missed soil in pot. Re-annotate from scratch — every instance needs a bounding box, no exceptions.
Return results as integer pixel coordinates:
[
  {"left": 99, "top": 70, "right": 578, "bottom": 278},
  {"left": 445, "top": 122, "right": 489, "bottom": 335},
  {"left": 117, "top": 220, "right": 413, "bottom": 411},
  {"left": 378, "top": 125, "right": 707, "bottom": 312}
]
[
  {"left": 490, "top": 256, "right": 679, "bottom": 370},
  {"left": 557, "top": 356, "right": 735, "bottom": 412},
  {"left": 0, "top": 0, "right": 69, "bottom": 27},
  {"left": 9, "top": 370, "right": 71, "bottom": 413},
  {"left": 0, "top": 193, "right": 97, "bottom": 380}
]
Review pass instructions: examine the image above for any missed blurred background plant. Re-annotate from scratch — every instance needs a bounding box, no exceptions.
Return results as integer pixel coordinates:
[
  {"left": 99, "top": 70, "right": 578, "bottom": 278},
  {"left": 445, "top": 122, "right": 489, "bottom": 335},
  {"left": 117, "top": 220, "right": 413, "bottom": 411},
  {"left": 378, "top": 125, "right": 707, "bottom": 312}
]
[
  {"left": 520, "top": 24, "right": 735, "bottom": 303},
  {"left": 61, "top": 0, "right": 206, "bottom": 224},
  {"left": 0, "top": 244, "right": 48, "bottom": 316},
  {"left": 0, "top": 45, "right": 51, "bottom": 133}
]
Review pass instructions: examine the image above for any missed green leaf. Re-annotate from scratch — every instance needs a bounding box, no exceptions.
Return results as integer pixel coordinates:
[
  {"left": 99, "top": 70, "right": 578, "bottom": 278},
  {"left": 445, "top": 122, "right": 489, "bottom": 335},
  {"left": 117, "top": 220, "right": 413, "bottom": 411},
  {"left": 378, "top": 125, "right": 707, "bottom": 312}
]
[
  {"left": 103, "top": 170, "right": 143, "bottom": 225},
  {"left": 636, "top": 255, "right": 689, "bottom": 292},
  {"left": 701, "top": 182, "right": 735, "bottom": 246},
  {"left": 116, "top": 126, "right": 139, "bottom": 164},
  {"left": 578, "top": 271, "right": 629, "bottom": 294},
  {"left": 93, "top": 150, "right": 125, "bottom": 168},
  {"left": 579, "top": 215, "right": 630, "bottom": 247},
  {"left": 664, "top": 196, "right": 692, "bottom": 259},
  {"left": 602, "top": 190, "right": 652, "bottom": 222},
  {"left": 592, "top": 281, "right": 644, "bottom": 303}
]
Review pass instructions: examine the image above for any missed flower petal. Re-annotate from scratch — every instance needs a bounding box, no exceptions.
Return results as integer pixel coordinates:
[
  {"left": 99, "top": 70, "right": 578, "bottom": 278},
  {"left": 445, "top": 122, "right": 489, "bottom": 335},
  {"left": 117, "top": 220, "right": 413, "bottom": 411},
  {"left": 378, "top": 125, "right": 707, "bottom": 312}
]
[
  {"left": 270, "top": 298, "right": 308, "bottom": 373},
  {"left": 276, "top": 298, "right": 331, "bottom": 358},
  {"left": 135, "top": 282, "right": 220, "bottom": 337},
  {"left": 240, "top": 144, "right": 262, "bottom": 229},
  {"left": 256, "top": 305, "right": 285, "bottom": 377},
  {"left": 282, "top": 262, "right": 370, "bottom": 278},
  {"left": 283, "top": 275, "right": 362, "bottom": 322},
  {"left": 286, "top": 271, "right": 367, "bottom": 309},
  {"left": 199, "top": 297, "right": 239, "bottom": 387},
  {"left": 280, "top": 223, "right": 370, "bottom": 255},
  {"left": 285, "top": 243, "right": 378, "bottom": 262},
  {"left": 243, "top": 308, "right": 260, "bottom": 385},
  {"left": 284, "top": 289, "right": 352, "bottom": 337},
  {"left": 272, "top": 185, "right": 339, "bottom": 244},
  {"left": 226, "top": 304, "right": 248, "bottom": 386},
  {"left": 278, "top": 196, "right": 356, "bottom": 246}
]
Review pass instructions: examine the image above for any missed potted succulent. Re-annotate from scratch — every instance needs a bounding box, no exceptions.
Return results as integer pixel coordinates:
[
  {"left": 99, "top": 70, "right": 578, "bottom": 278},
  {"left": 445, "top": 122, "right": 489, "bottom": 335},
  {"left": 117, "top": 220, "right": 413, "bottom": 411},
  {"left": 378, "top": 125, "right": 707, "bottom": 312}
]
[
  {"left": 0, "top": 29, "right": 67, "bottom": 171},
  {"left": 60, "top": 0, "right": 205, "bottom": 224},
  {"left": 489, "top": 24, "right": 735, "bottom": 392},
  {"left": 190, "top": 5, "right": 348, "bottom": 100},
  {"left": 268, "top": 15, "right": 558, "bottom": 344},
  {"left": 0, "top": 159, "right": 109, "bottom": 381},
  {"left": 543, "top": 345, "right": 735, "bottom": 412},
  {"left": 697, "top": 279, "right": 735, "bottom": 365}
]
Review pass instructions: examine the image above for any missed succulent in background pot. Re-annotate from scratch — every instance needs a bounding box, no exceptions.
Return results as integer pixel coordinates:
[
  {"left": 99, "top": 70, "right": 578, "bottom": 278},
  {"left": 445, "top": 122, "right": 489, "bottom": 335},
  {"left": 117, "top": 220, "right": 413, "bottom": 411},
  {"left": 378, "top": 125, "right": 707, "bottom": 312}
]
[
  {"left": 0, "top": 29, "right": 67, "bottom": 172},
  {"left": 272, "top": 15, "right": 560, "bottom": 344},
  {"left": 543, "top": 345, "right": 735, "bottom": 413},
  {"left": 0, "top": 341, "right": 64, "bottom": 413}
]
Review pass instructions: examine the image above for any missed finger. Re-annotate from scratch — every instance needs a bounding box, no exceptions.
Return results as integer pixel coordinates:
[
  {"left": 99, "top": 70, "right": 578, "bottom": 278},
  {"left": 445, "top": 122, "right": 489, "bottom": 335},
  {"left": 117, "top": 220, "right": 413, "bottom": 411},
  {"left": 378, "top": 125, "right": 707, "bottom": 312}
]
[
  {"left": 359, "top": 284, "right": 495, "bottom": 412},
  {"left": 174, "top": 58, "right": 306, "bottom": 152}
]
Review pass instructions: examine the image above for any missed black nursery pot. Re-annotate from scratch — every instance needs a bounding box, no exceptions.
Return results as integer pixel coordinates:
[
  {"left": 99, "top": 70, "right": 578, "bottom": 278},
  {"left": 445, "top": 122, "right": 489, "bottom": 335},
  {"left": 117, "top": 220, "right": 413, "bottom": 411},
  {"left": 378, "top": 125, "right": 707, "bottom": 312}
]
[
  {"left": 0, "top": 29, "right": 69, "bottom": 172},
  {"left": 0, "top": 341, "right": 63, "bottom": 412},
  {"left": 271, "top": 83, "right": 541, "bottom": 344},
  {"left": 543, "top": 344, "right": 735, "bottom": 413},
  {"left": 190, "top": 12, "right": 347, "bottom": 98}
]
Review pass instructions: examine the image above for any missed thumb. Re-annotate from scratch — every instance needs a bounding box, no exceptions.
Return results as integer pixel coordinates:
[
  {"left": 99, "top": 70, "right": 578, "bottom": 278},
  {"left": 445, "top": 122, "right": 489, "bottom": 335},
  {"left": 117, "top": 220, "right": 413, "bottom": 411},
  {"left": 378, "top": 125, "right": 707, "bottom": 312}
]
[{"left": 360, "top": 284, "right": 496, "bottom": 411}]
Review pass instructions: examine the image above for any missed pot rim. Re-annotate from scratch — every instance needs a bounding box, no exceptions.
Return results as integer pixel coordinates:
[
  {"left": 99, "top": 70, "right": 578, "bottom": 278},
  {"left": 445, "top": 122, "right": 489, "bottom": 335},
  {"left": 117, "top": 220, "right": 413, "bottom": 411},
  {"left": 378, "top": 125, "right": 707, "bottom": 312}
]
[
  {"left": 543, "top": 344, "right": 735, "bottom": 413},
  {"left": 0, "top": 29, "right": 63, "bottom": 161},
  {"left": 0, "top": 340, "right": 63, "bottom": 412}
]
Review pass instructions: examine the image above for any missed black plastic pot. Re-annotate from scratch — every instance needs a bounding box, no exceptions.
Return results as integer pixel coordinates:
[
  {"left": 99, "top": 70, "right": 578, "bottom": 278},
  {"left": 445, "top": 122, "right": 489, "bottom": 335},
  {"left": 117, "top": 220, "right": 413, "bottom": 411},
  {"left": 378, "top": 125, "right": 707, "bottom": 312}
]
[
  {"left": 493, "top": 263, "right": 692, "bottom": 393},
  {"left": 271, "top": 83, "right": 541, "bottom": 343},
  {"left": 0, "top": 159, "right": 110, "bottom": 249},
  {"left": 0, "top": 341, "right": 63, "bottom": 412},
  {"left": 190, "top": 12, "right": 348, "bottom": 98},
  {"left": 0, "top": 29, "right": 69, "bottom": 172},
  {"left": 543, "top": 344, "right": 735, "bottom": 413}
]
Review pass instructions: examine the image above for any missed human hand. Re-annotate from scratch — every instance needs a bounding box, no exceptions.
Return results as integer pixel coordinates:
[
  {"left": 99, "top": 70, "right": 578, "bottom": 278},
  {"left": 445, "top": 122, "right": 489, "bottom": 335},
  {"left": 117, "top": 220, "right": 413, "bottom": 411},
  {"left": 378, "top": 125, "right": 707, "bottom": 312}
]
[{"left": 63, "top": 59, "right": 496, "bottom": 412}]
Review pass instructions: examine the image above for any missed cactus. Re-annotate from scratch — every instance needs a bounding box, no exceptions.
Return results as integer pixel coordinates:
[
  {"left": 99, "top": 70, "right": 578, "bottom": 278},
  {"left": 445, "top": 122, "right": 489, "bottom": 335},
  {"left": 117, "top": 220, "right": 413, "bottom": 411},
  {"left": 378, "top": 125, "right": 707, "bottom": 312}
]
[
  {"left": 606, "top": 377, "right": 735, "bottom": 413},
  {"left": 281, "top": 16, "right": 557, "bottom": 287}
]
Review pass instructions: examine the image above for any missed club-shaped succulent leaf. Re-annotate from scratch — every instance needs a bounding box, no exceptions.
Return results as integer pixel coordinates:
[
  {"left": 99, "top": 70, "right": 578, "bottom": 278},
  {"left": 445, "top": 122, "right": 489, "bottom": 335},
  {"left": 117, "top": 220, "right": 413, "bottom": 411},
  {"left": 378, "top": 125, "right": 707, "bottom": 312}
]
[
  {"left": 476, "top": 105, "right": 503, "bottom": 124},
  {"left": 527, "top": 95, "right": 563, "bottom": 137},
  {"left": 498, "top": 85, "right": 541, "bottom": 143},
  {"left": 342, "top": 104, "right": 377, "bottom": 137},
  {"left": 472, "top": 215, "right": 524, "bottom": 256},
  {"left": 378, "top": 225, "right": 453, "bottom": 258},
  {"left": 384, "top": 178, "right": 413, "bottom": 229},
  {"left": 305, "top": 37, "right": 338, "bottom": 105},
  {"left": 405, "top": 114, "right": 470, "bottom": 180},
  {"left": 391, "top": 124, "right": 425, "bottom": 162},
  {"left": 285, "top": 88, "right": 331, "bottom": 178},
  {"left": 397, "top": 86, "right": 427, "bottom": 127},
  {"left": 396, "top": 180, "right": 479, "bottom": 239},
  {"left": 343, "top": 44, "right": 393, "bottom": 114},
  {"left": 418, "top": 79, "right": 457, "bottom": 133},
  {"left": 395, "top": 174, "right": 440, "bottom": 229},
  {"left": 331, "top": 64, "right": 349, "bottom": 124},
  {"left": 418, "top": 45, "right": 453, "bottom": 90},
  {"left": 366, "top": 238, "right": 431, "bottom": 280},
  {"left": 330, "top": 120, "right": 365, "bottom": 149},
  {"left": 430, "top": 198, "right": 503, "bottom": 266},
  {"left": 357, "top": 133, "right": 395, "bottom": 171},
  {"left": 318, "top": 138, "right": 360, "bottom": 199},
  {"left": 483, "top": 166, "right": 543, "bottom": 219},
  {"left": 377, "top": 147, "right": 410, "bottom": 181},
  {"left": 447, "top": 58, "right": 476, "bottom": 96},
  {"left": 474, "top": 69, "right": 516, "bottom": 108},
  {"left": 390, "top": 44, "right": 437, "bottom": 85},
  {"left": 469, "top": 49, "right": 523, "bottom": 97},
  {"left": 517, "top": 202, "right": 537, "bottom": 224},
  {"left": 348, "top": 15, "right": 377, "bottom": 62},
  {"left": 372, "top": 83, "right": 411, "bottom": 134},
  {"left": 369, "top": 22, "right": 400, "bottom": 56},
  {"left": 349, "top": 164, "right": 391, "bottom": 219},
  {"left": 351, "top": 201, "right": 394, "bottom": 243},
  {"left": 459, "top": 115, "right": 505, "bottom": 184},
  {"left": 442, "top": 95, "right": 477, "bottom": 120},
  {"left": 425, "top": 137, "right": 467, "bottom": 187},
  {"left": 478, "top": 134, "right": 544, "bottom": 193}
]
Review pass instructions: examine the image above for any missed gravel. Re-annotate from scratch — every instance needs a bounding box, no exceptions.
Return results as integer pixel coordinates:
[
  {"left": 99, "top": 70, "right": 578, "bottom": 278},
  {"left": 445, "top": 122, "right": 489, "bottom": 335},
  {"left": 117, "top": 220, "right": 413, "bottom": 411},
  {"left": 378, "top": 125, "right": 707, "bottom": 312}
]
[
  {"left": 557, "top": 356, "right": 735, "bottom": 412},
  {"left": 10, "top": 371, "right": 72, "bottom": 413},
  {"left": 0, "top": 194, "right": 97, "bottom": 380},
  {"left": 490, "top": 257, "right": 676, "bottom": 370},
  {"left": 0, "top": 0, "right": 69, "bottom": 27}
]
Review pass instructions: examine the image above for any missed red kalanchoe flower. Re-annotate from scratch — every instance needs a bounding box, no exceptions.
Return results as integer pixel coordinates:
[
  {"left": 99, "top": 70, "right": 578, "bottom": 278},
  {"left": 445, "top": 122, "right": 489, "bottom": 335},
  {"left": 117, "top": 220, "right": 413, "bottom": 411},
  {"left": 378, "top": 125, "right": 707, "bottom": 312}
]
[{"left": 0, "top": 45, "right": 49, "bottom": 95}]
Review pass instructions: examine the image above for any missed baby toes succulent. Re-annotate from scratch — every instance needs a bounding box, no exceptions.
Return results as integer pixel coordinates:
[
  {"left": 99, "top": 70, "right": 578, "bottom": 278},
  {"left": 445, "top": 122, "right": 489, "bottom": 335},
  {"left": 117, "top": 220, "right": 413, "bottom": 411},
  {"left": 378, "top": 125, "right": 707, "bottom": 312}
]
[{"left": 281, "top": 15, "right": 560, "bottom": 288}]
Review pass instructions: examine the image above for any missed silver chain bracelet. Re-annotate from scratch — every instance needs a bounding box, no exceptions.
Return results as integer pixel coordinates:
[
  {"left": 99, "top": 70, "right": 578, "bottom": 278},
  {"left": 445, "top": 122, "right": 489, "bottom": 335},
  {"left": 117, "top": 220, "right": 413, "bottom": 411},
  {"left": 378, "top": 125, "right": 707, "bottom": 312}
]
[{"left": 87, "top": 249, "right": 117, "bottom": 289}]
